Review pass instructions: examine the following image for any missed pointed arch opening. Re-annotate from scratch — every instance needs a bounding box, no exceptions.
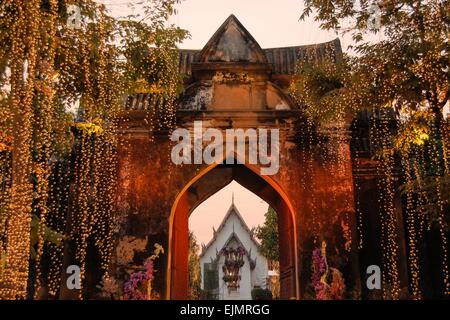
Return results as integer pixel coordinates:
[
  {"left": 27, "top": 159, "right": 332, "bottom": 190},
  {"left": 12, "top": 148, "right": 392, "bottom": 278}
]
[{"left": 166, "top": 160, "right": 299, "bottom": 299}]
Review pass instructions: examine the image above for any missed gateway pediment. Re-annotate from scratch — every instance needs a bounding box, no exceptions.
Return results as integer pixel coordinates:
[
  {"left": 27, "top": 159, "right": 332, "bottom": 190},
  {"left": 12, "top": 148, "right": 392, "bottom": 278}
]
[{"left": 198, "top": 15, "right": 267, "bottom": 64}]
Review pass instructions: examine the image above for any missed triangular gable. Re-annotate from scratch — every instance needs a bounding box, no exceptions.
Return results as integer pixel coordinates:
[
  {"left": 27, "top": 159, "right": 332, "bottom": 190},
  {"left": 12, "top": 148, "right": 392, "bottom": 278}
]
[
  {"left": 198, "top": 14, "right": 268, "bottom": 63},
  {"left": 223, "top": 231, "right": 245, "bottom": 248},
  {"left": 200, "top": 202, "right": 260, "bottom": 258},
  {"left": 217, "top": 203, "right": 253, "bottom": 237}
]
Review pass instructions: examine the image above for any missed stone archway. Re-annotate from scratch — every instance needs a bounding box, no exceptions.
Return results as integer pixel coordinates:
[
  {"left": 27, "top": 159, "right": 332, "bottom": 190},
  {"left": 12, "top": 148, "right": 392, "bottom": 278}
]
[
  {"left": 112, "top": 15, "right": 364, "bottom": 301},
  {"left": 166, "top": 160, "right": 299, "bottom": 300}
]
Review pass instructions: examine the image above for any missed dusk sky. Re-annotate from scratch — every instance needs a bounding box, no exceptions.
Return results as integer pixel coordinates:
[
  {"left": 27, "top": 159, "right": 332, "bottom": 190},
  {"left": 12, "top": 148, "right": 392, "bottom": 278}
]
[
  {"left": 188, "top": 181, "right": 269, "bottom": 245},
  {"left": 98, "top": 0, "right": 354, "bottom": 50}
]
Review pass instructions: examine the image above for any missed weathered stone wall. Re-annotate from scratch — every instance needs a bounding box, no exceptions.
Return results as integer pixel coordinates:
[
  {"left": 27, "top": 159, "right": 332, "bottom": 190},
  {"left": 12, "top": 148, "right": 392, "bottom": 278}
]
[{"left": 112, "top": 115, "right": 360, "bottom": 299}]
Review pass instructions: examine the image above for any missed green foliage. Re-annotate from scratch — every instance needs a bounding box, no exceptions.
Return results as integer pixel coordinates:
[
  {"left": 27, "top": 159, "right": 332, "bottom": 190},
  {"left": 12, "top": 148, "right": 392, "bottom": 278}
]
[
  {"left": 255, "top": 207, "right": 279, "bottom": 262},
  {"left": 29, "top": 214, "right": 64, "bottom": 260},
  {"left": 0, "top": 1, "right": 189, "bottom": 296},
  {"left": 298, "top": 0, "right": 449, "bottom": 214},
  {"left": 0, "top": 210, "right": 65, "bottom": 273},
  {"left": 299, "top": 0, "right": 449, "bottom": 118},
  {"left": 188, "top": 231, "right": 201, "bottom": 299},
  {"left": 394, "top": 111, "right": 433, "bottom": 154},
  {"left": 118, "top": 0, "right": 189, "bottom": 97},
  {"left": 0, "top": 0, "right": 190, "bottom": 137},
  {"left": 292, "top": 57, "right": 351, "bottom": 123},
  {"left": 401, "top": 173, "right": 450, "bottom": 230}
]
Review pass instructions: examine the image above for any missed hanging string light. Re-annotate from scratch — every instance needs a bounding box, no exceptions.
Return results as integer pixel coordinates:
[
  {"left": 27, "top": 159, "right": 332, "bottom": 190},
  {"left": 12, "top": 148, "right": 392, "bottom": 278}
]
[
  {"left": 373, "top": 107, "right": 401, "bottom": 300},
  {"left": 428, "top": 118, "right": 450, "bottom": 295},
  {"left": 403, "top": 157, "right": 422, "bottom": 299},
  {"left": 0, "top": 0, "right": 40, "bottom": 299}
]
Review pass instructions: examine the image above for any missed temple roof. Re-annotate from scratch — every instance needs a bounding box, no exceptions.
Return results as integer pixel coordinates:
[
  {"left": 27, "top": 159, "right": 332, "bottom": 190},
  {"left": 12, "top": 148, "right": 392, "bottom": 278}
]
[
  {"left": 199, "top": 202, "right": 260, "bottom": 258},
  {"left": 125, "top": 15, "right": 343, "bottom": 111},
  {"left": 178, "top": 15, "right": 342, "bottom": 75},
  {"left": 198, "top": 14, "right": 268, "bottom": 64}
]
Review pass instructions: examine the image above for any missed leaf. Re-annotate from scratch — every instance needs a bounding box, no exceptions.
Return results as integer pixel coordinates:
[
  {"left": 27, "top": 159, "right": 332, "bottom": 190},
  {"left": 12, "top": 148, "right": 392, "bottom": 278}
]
[{"left": 30, "top": 214, "right": 65, "bottom": 260}]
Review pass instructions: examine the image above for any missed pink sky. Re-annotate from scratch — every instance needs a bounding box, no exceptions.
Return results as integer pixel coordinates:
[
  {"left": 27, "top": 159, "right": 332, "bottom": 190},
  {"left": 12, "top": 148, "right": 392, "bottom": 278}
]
[
  {"left": 99, "top": 0, "right": 354, "bottom": 50},
  {"left": 188, "top": 181, "right": 269, "bottom": 245},
  {"left": 169, "top": 0, "right": 339, "bottom": 49}
]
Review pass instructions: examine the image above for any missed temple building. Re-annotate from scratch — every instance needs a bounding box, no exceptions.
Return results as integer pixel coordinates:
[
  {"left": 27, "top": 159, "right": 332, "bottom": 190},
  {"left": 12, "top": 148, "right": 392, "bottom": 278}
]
[{"left": 199, "top": 202, "right": 268, "bottom": 300}]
